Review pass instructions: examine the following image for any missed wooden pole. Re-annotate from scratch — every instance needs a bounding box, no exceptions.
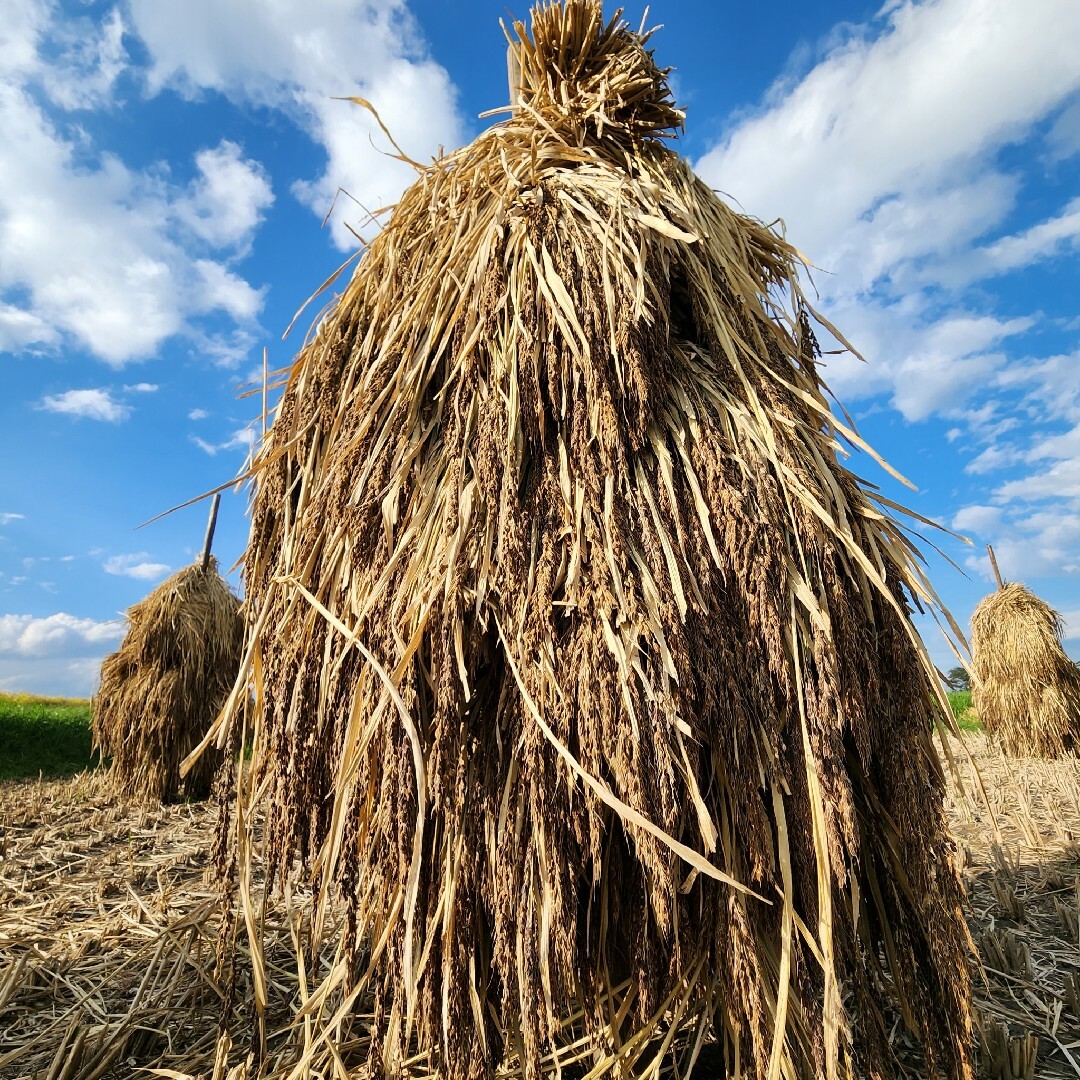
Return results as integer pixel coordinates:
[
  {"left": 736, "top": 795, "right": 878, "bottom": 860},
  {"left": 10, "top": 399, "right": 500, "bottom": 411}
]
[
  {"left": 262, "top": 346, "right": 269, "bottom": 441},
  {"left": 200, "top": 492, "right": 221, "bottom": 572},
  {"left": 987, "top": 543, "right": 1004, "bottom": 591},
  {"left": 507, "top": 43, "right": 522, "bottom": 113}
]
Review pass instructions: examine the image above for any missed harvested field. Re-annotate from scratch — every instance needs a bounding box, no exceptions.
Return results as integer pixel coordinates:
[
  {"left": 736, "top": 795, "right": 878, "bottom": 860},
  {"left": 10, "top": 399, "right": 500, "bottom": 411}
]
[
  {"left": 947, "top": 737, "right": 1080, "bottom": 1078},
  {"left": 1, "top": 738, "right": 1078, "bottom": 1078}
]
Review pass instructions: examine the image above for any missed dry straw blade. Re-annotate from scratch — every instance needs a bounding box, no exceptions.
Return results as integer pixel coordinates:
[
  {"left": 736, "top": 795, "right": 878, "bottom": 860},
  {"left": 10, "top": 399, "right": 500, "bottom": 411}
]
[
  {"left": 971, "top": 579, "right": 1080, "bottom": 759},
  {"left": 93, "top": 556, "right": 244, "bottom": 802},
  {"left": 214, "top": 2, "right": 975, "bottom": 1077}
]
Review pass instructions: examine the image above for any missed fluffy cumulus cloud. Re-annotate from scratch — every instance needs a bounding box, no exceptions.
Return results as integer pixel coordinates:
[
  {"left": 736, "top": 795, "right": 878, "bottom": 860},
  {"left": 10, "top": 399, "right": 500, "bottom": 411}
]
[
  {"left": 0, "top": 2, "right": 273, "bottom": 365},
  {"left": 126, "top": 0, "right": 465, "bottom": 249},
  {"left": 190, "top": 425, "right": 257, "bottom": 457},
  {"left": 698, "top": 0, "right": 1080, "bottom": 274},
  {"left": 697, "top": 0, "right": 1080, "bottom": 418},
  {"left": 103, "top": 553, "right": 171, "bottom": 580},
  {"left": 39, "top": 387, "right": 131, "bottom": 421},
  {"left": 175, "top": 141, "right": 274, "bottom": 251},
  {"left": 955, "top": 505, "right": 1080, "bottom": 582},
  {"left": 0, "top": 612, "right": 123, "bottom": 656},
  {"left": 0, "top": 612, "right": 125, "bottom": 697},
  {"left": 0, "top": 0, "right": 464, "bottom": 362},
  {"left": 40, "top": 6, "right": 126, "bottom": 110},
  {"left": 946, "top": 348, "right": 1080, "bottom": 580}
]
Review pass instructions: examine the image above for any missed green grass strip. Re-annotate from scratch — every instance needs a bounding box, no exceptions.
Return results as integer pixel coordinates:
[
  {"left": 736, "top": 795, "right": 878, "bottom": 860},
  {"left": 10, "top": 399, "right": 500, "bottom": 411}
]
[
  {"left": 0, "top": 692, "right": 102, "bottom": 780},
  {"left": 946, "top": 690, "right": 982, "bottom": 733}
]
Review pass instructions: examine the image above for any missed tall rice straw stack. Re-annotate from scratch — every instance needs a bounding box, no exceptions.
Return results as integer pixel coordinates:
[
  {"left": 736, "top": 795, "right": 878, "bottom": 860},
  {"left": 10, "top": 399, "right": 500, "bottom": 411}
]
[
  {"left": 971, "top": 580, "right": 1080, "bottom": 758},
  {"left": 207, "top": 3, "right": 974, "bottom": 1076},
  {"left": 93, "top": 556, "right": 243, "bottom": 801}
]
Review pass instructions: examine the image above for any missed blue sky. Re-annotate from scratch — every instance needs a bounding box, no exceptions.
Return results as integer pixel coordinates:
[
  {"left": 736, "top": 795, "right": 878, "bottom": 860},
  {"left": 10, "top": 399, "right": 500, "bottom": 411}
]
[{"left": 1, "top": 0, "right": 1078, "bottom": 697}]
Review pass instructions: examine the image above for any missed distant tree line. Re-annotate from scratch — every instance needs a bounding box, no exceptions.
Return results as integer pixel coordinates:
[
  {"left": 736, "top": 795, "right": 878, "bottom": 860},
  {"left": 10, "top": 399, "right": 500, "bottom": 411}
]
[{"left": 944, "top": 666, "right": 970, "bottom": 692}]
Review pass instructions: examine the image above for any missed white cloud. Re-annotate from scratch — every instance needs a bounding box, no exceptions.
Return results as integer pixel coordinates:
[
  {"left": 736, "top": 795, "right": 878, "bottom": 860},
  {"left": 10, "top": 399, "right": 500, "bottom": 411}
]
[
  {"left": 40, "top": 388, "right": 131, "bottom": 422},
  {"left": 0, "top": 655, "right": 107, "bottom": 698},
  {"left": 39, "top": 5, "right": 127, "bottom": 111},
  {"left": 954, "top": 503, "right": 1080, "bottom": 583},
  {"left": 995, "top": 458, "right": 1080, "bottom": 504},
  {"left": 1062, "top": 610, "right": 1080, "bottom": 640},
  {"left": 1046, "top": 94, "right": 1080, "bottom": 162},
  {"left": 695, "top": 0, "right": 1080, "bottom": 421},
  {"left": 952, "top": 505, "right": 1004, "bottom": 535},
  {"left": 0, "top": 611, "right": 124, "bottom": 656},
  {"left": 977, "top": 196, "right": 1080, "bottom": 277},
  {"left": 103, "top": 553, "right": 171, "bottom": 580},
  {"left": 964, "top": 444, "right": 1020, "bottom": 475},
  {"left": 124, "top": 382, "right": 158, "bottom": 392},
  {"left": 0, "top": 1, "right": 51, "bottom": 79},
  {"left": 0, "top": 301, "right": 56, "bottom": 351},
  {"left": 0, "top": 513, "right": 25, "bottom": 526},
  {"left": 698, "top": 0, "right": 1080, "bottom": 269},
  {"left": 175, "top": 139, "right": 274, "bottom": 250},
  {"left": 811, "top": 304, "right": 1031, "bottom": 420},
  {"left": 190, "top": 426, "right": 256, "bottom": 456},
  {"left": 973, "top": 354, "right": 1080, "bottom": 506},
  {"left": 188, "top": 407, "right": 209, "bottom": 420},
  {"left": 193, "top": 259, "right": 266, "bottom": 322},
  {"left": 0, "top": 93, "right": 270, "bottom": 362},
  {"left": 834, "top": 172, "right": 1019, "bottom": 293},
  {"left": 127, "top": 0, "right": 466, "bottom": 249},
  {"left": 0, "top": 7, "right": 271, "bottom": 365},
  {"left": 192, "top": 328, "right": 261, "bottom": 368}
]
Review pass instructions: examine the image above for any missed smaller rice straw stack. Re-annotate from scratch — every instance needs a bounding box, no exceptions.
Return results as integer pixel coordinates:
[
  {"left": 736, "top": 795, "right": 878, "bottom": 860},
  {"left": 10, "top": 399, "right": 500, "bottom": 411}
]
[
  {"left": 93, "top": 553, "right": 243, "bottom": 801},
  {"left": 971, "top": 579, "right": 1080, "bottom": 758}
]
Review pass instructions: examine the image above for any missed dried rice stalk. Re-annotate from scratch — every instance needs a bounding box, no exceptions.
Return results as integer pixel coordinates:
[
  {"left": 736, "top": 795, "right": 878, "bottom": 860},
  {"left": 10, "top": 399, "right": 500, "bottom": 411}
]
[
  {"left": 971, "top": 582, "right": 1080, "bottom": 758},
  {"left": 93, "top": 558, "right": 243, "bottom": 801},
  {"left": 977, "top": 1015, "right": 1039, "bottom": 1080},
  {"left": 211, "top": 3, "right": 974, "bottom": 1076}
]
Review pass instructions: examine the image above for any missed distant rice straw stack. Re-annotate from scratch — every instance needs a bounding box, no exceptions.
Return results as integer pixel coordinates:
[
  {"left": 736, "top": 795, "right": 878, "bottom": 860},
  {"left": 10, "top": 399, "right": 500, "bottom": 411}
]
[
  {"left": 209, "top": 3, "right": 975, "bottom": 1077},
  {"left": 971, "top": 580, "right": 1080, "bottom": 758},
  {"left": 93, "top": 556, "right": 243, "bottom": 801}
]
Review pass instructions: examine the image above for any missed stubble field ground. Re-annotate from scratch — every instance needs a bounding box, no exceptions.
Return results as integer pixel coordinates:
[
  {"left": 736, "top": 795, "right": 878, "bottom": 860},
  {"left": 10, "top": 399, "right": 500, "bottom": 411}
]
[{"left": 0, "top": 697, "right": 1077, "bottom": 1078}]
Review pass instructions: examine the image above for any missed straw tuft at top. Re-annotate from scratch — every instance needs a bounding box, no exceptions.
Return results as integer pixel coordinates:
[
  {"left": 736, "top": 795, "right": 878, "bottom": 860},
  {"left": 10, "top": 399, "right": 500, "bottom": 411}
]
[{"left": 508, "top": 2, "right": 684, "bottom": 146}]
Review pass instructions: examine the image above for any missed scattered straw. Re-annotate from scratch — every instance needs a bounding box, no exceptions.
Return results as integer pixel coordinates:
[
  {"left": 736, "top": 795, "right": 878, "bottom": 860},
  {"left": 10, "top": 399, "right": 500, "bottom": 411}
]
[
  {"left": 948, "top": 737, "right": 1080, "bottom": 1078},
  {"left": 2, "top": 741, "right": 1077, "bottom": 1077}
]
